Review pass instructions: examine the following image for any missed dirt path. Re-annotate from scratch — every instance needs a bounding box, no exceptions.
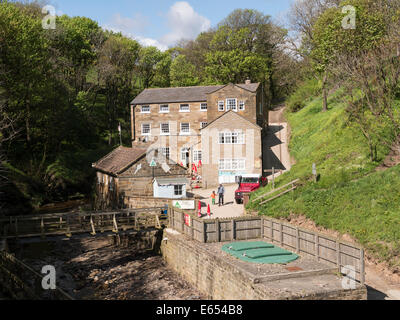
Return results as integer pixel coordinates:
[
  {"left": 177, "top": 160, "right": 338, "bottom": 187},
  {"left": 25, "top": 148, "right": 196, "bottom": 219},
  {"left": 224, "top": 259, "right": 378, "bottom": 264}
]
[{"left": 264, "top": 105, "right": 293, "bottom": 180}]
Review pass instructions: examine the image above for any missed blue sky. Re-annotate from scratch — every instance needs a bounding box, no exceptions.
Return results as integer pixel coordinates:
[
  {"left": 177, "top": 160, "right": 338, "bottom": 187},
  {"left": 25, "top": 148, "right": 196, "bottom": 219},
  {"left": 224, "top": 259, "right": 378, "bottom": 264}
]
[{"left": 50, "top": 0, "right": 294, "bottom": 50}]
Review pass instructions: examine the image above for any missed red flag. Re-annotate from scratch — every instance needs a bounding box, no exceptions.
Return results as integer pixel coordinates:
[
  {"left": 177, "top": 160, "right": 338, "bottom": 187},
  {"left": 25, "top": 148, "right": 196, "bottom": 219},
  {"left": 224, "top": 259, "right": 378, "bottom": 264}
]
[
  {"left": 207, "top": 205, "right": 211, "bottom": 217},
  {"left": 193, "top": 164, "right": 198, "bottom": 174},
  {"left": 198, "top": 160, "right": 202, "bottom": 168},
  {"left": 198, "top": 201, "right": 202, "bottom": 218}
]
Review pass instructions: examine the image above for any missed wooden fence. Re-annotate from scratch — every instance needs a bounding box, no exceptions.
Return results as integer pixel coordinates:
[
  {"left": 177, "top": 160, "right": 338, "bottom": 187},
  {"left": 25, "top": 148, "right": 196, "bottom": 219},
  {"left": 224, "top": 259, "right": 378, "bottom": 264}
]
[
  {"left": 0, "top": 208, "right": 166, "bottom": 239},
  {"left": 168, "top": 207, "right": 365, "bottom": 285}
]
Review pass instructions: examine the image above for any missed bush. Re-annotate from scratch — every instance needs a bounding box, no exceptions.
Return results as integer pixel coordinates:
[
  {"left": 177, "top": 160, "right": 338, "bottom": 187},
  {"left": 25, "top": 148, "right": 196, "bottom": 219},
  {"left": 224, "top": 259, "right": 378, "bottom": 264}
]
[{"left": 287, "top": 78, "right": 321, "bottom": 112}]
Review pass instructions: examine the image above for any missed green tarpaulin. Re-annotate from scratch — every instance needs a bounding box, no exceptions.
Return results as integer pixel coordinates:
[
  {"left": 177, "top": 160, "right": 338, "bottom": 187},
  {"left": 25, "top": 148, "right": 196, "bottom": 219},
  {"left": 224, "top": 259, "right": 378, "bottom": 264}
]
[{"left": 222, "top": 241, "right": 299, "bottom": 264}]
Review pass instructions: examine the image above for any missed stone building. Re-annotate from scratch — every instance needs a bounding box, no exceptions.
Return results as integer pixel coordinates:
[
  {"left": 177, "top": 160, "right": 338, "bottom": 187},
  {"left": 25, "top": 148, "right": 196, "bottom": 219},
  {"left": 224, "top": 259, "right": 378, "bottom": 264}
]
[
  {"left": 92, "top": 146, "right": 188, "bottom": 210},
  {"left": 130, "top": 81, "right": 268, "bottom": 187}
]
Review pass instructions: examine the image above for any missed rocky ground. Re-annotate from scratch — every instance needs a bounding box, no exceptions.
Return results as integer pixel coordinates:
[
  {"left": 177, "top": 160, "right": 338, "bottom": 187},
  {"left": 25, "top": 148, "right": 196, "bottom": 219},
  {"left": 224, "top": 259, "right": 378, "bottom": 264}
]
[{"left": 19, "top": 237, "right": 205, "bottom": 301}]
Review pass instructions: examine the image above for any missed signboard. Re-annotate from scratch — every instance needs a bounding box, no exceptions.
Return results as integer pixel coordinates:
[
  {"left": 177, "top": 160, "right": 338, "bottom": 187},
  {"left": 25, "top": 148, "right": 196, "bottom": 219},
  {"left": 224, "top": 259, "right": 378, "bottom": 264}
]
[
  {"left": 150, "top": 158, "right": 157, "bottom": 167},
  {"left": 174, "top": 200, "right": 195, "bottom": 210},
  {"left": 184, "top": 214, "right": 191, "bottom": 227}
]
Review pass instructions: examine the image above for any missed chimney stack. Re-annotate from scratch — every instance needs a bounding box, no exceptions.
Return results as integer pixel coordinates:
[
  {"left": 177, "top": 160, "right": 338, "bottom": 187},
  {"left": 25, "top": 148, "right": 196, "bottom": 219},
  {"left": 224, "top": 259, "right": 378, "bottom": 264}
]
[{"left": 245, "top": 78, "right": 251, "bottom": 85}]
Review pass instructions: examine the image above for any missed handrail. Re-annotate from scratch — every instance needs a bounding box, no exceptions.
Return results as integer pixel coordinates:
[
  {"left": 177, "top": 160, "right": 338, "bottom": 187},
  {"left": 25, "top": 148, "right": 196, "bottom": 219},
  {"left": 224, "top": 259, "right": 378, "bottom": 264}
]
[
  {"left": 0, "top": 207, "right": 166, "bottom": 222},
  {"left": 252, "top": 179, "right": 300, "bottom": 202}
]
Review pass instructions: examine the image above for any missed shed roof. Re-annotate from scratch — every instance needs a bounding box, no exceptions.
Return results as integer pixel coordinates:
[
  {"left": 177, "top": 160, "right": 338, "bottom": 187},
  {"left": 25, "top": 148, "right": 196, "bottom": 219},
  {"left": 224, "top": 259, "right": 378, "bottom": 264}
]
[
  {"left": 131, "top": 83, "right": 260, "bottom": 105},
  {"left": 92, "top": 146, "right": 148, "bottom": 175},
  {"left": 154, "top": 177, "right": 189, "bottom": 186}
]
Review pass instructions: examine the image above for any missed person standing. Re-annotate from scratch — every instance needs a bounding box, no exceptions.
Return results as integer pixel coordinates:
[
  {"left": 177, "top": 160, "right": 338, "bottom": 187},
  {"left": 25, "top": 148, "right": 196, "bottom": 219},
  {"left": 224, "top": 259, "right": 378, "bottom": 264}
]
[
  {"left": 211, "top": 191, "right": 216, "bottom": 206},
  {"left": 218, "top": 184, "right": 225, "bottom": 207}
]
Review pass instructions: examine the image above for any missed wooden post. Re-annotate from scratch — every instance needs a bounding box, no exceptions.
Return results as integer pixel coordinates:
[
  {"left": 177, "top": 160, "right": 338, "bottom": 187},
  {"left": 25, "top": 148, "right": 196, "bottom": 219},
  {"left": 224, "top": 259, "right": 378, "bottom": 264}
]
[
  {"left": 272, "top": 167, "right": 275, "bottom": 190},
  {"left": 260, "top": 218, "right": 264, "bottom": 239},
  {"left": 315, "top": 235, "right": 320, "bottom": 261},
  {"left": 90, "top": 216, "right": 96, "bottom": 236},
  {"left": 360, "top": 249, "right": 365, "bottom": 286},
  {"left": 336, "top": 241, "right": 341, "bottom": 268},
  {"left": 113, "top": 214, "right": 119, "bottom": 233},
  {"left": 296, "top": 228, "right": 300, "bottom": 254},
  {"left": 312, "top": 163, "right": 317, "bottom": 183},
  {"left": 203, "top": 221, "right": 207, "bottom": 243},
  {"left": 40, "top": 217, "right": 45, "bottom": 239},
  {"left": 270, "top": 220, "right": 273, "bottom": 242},
  {"left": 181, "top": 212, "right": 185, "bottom": 233},
  {"left": 216, "top": 219, "right": 220, "bottom": 243},
  {"left": 231, "top": 220, "right": 235, "bottom": 241},
  {"left": 15, "top": 218, "right": 18, "bottom": 239}
]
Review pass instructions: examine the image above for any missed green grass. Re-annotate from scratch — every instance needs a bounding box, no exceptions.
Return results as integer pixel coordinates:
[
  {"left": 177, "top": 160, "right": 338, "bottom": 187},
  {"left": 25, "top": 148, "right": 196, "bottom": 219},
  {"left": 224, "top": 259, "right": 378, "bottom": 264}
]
[{"left": 248, "top": 92, "right": 400, "bottom": 270}]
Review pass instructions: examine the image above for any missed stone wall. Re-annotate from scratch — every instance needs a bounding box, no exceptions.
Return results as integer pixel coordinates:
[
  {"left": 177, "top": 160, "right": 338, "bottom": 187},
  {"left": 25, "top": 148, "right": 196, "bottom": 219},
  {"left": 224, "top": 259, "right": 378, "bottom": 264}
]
[
  {"left": 161, "top": 230, "right": 367, "bottom": 300},
  {"left": 124, "top": 196, "right": 170, "bottom": 209},
  {"left": 201, "top": 111, "right": 263, "bottom": 188}
]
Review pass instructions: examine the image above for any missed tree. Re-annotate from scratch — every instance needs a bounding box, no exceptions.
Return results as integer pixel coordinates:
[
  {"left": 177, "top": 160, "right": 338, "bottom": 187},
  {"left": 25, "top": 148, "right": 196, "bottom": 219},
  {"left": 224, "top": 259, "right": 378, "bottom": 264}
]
[
  {"left": 97, "top": 34, "right": 140, "bottom": 145},
  {"left": 312, "top": 0, "right": 400, "bottom": 160},
  {"left": 170, "top": 55, "right": 200, "bottom": 87},
  {"left": 137, "top": 46, "right": 170, "bottom": 89}
]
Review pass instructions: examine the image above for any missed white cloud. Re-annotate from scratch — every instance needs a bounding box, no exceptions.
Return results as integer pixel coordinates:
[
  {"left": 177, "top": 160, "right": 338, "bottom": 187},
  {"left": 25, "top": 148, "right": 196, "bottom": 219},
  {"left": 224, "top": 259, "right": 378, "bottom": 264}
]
[
  {"left": 108, "top": 13, "right": 149, "bottom": 34},
  {"left": 102, "top": 2, "right": 211, "bottom": 51},
  {"left": 161, "top": 2, "right": 211, "bottom": 46}
]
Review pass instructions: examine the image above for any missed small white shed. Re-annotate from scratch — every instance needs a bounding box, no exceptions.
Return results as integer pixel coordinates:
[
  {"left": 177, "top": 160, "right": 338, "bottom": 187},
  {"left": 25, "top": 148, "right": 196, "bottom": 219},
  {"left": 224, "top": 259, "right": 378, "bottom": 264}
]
[{"left": 153, "top": 177, "right": 188, "bottom": 199}]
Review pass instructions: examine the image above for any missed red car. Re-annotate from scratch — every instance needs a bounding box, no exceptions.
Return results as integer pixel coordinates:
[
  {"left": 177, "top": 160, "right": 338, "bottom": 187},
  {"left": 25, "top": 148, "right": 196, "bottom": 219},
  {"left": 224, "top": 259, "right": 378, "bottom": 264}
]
[{"left": 235, "top": 174, "right": 267, "bottom": 204}]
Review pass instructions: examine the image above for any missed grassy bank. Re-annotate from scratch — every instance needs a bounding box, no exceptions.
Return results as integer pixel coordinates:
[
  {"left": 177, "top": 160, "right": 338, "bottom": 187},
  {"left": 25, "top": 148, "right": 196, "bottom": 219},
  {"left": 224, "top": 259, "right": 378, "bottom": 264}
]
[{"left": 249, "top": 92, "right": 400, "bottom": 270}]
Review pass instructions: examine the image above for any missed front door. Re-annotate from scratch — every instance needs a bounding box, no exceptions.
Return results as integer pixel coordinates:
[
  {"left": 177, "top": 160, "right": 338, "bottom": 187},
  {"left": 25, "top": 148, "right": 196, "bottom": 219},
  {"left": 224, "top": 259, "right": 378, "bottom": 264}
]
[{"left": 181, "top": 148, "right": 190, "bottom": 168}]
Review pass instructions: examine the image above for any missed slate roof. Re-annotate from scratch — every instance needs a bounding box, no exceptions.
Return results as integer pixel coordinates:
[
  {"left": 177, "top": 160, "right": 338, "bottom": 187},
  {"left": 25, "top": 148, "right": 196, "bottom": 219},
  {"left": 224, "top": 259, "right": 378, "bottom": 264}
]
[
  {"left": 92, "top": 146, "right": 148, "bottom": 175},
  {"left": 200, "top": 110, "right": 262, "bottom": 131},
  {"left": 131, "top": 83, "right": 260, "bottom": 105}
]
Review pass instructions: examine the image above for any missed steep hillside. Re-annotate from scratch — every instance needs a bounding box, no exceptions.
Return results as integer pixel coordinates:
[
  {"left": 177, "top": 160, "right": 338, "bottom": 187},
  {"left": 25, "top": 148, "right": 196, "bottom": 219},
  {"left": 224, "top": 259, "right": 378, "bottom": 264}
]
[{"left": 248, "top": 92, "right": 400, "bottom": 271}]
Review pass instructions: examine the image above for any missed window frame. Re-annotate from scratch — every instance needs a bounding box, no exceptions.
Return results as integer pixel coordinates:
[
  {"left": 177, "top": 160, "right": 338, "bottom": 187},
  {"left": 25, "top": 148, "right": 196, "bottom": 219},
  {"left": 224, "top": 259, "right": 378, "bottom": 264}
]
[
  {"left": 160, "top": 122, "right": 170, "bottom": 136},
  {"left": 180, "top": 123, "right": 190, "bottom": 135},
  {"left": 141, "top": 105, "right": 151, "bottom": 114},
  {"left": 141, "top": 123, "right": 151, "bottom": 136},
  {"left": 159, "top": 147, "right": 170, "bottom": 159},
  {"left": 193, "top": 150, "right": 202, "bottom": 162},
  {"left": 226, "top": 98, "right": 238, "bottom": 112},
  {"left": 218, "top": 159, "right": 246, "bottom": 171},
  {"left": 218, "top": 101, "right": 225, "bottom": 112},
  {"left": 218, "top": 131, "right": 245, "bottom": 145},
  {"left": 200, "top": 103, "right": 208, "bottom": 112},
  {"left": 174, "top": 185, "right": 184, "bottom": 196},
  {"left": 200, "top": 122, "right": 208, "bottom": 129},
  {"left": 179, "top": 104, "right": 190, "bottom": 113},
  {"left": 159, "top": 104, "right": 169, "bottom": 113},
  {"left": 239, "top": 100, "right": 245, "bottom": 111}
]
